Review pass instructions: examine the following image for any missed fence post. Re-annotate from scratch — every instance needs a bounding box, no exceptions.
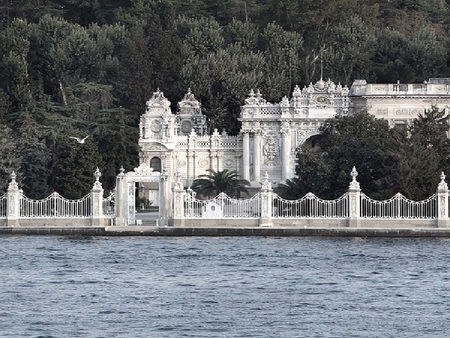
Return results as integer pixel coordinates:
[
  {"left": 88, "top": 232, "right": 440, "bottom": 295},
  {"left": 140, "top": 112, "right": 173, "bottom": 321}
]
[
  {"left": 6, "top": 171, "right": 21, "bottom": 227},
  {"left": 436, "top": 172, "right": 449, "bottom": 228},
  {"left": 172, "top": 173, "right": 186, "bottom": 227},
  {"left": 159, "top": 169, "right": 172, "bottom": 226},
  {"left": 259, "top": 172, "right": 274, "bottom": 227},
  {"left": 91, "top": 168, "right": 104, "bottom": 227},
  {"left": 348, "top": 167, "right": 361, "bottom": 227},
  {"left": 114, "top": 167, "right": 126, "bottom": 226}
]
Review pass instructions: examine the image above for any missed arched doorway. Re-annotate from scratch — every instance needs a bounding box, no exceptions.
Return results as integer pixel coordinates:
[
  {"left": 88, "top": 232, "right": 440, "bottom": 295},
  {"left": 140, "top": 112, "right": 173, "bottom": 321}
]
[{"left": 115, "top": 163, "right": 164, "bottom": 226}]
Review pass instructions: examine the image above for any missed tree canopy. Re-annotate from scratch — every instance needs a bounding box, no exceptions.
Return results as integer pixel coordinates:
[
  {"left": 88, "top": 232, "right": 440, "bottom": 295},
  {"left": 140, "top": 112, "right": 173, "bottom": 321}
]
[
  {"left": 288, "top": 108, "right": 450, "bottom": 201},
  {"left": 2, "top": 1, "right": 450, "bottom": 197}
]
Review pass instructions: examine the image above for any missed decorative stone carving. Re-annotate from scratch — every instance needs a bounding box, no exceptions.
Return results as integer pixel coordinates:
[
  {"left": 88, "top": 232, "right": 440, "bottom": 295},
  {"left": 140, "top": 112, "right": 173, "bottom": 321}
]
[
  {"left": 198, "top": 157, "right": 210, "bottom": 168},
  {"left": 263, "top": 135, "right": 280, "bottom": 166},
  {"left": 127, "top": 163, "right": 158, "bottom": 178},
  {"left": 223, "top": 156, "right": 236, "bottom": 168},
  {"left": 151, "top": 119, "right": 162, "bottom": 132},
  {"left": 177, "top": 159, "right": 187, "bottom": 168},
  {"left": 139, "top": 79, "right": 450, "bottom": 189}
]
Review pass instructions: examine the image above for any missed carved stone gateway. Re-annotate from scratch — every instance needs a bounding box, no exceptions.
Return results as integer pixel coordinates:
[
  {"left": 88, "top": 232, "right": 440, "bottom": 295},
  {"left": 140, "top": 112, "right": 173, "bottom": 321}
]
[
  {"left": 115, "top": 163, "right": 163, "bottom": 226},
  {"left": 138, "top": 78, "right": 450, "bottom": 193}
]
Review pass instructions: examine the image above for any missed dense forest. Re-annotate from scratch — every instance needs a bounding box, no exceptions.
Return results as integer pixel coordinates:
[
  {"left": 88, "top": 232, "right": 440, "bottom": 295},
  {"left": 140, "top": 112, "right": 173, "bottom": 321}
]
[{"left": 1, "top": 0, "right": 450, "bottom": 198}]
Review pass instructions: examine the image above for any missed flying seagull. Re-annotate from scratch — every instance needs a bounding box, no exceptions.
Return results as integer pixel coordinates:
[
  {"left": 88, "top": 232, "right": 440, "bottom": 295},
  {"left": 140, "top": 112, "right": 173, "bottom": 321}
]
[{"left": 69, "top": 136, "right": 89, "bottom": 144}]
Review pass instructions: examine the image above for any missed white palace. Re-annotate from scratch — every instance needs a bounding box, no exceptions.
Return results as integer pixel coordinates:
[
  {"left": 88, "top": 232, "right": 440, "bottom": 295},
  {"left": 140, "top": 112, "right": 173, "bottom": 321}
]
[{"left": 138, "top": 78, "right": 450, "bottom": 205}]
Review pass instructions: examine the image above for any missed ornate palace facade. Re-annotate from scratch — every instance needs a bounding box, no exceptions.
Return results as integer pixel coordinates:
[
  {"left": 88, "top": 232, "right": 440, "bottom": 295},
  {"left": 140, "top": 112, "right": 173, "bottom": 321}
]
[{"left": 138, "top": 78, "right": 450, "bottom": 201}]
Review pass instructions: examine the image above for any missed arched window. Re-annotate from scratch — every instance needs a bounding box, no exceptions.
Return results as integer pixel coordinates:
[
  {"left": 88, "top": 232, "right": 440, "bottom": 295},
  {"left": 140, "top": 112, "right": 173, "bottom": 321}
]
[{"left": 150, "top": 157, "right": 161, "bottom": 172}]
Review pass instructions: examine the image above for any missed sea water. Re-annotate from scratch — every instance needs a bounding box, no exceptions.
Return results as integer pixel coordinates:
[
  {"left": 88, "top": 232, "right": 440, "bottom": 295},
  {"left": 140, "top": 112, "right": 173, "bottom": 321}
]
[{"left": 1, "top": 236, "right": 449, "bottom": 337}]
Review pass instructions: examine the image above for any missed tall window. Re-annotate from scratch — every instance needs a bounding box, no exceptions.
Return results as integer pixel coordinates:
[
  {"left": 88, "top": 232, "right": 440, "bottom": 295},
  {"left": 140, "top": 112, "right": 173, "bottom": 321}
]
[{"left": 150, "top": 157, "right": 161, "bottom": 172}]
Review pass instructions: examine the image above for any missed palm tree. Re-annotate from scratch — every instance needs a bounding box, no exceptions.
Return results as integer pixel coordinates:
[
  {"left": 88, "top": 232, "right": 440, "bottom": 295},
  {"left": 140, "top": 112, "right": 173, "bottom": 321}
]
[{"left": 191, "top": 169, "right": 250, "bottom": 198}]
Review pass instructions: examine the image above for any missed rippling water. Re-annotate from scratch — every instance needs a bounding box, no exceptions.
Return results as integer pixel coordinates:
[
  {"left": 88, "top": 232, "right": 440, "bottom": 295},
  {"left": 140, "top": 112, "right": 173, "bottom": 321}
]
[{"left": 1, "top": 235, "right": 450, "bottom": 337}]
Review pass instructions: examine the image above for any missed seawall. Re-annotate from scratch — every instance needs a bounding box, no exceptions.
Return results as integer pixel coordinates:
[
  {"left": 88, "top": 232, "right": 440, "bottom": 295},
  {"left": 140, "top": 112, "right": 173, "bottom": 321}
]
[{"left": 2, "top": 226, "right": 450, "bottom": 237}]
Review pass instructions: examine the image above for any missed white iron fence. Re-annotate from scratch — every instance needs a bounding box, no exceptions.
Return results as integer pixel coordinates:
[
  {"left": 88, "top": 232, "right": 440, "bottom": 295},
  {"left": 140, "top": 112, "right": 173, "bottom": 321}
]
[
  {"left": 181, "top": 189, "right": 442, "bottom": 220},
  {"left": 360, "top": 192, "right": 437, "bottom": 219},
  {"left": 185, "top": 191, "right": 261, "bottom": 218},
  {"left": 0, "top": 193, "right": 6, "bottom": 217},
  {"left": 103, "top": 192, "right": 115, "bottom": 217},
  {"left": 273, "top": 192, "right": 349, "bottom": 218},
  {"left": 20, "top": 192, "right": 92, "bottom": 218}
]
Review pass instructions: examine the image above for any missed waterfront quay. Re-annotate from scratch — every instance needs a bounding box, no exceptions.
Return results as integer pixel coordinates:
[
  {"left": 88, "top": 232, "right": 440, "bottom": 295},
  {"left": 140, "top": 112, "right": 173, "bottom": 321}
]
[{"left": 3, "top": 225, "right": 450, "bottom": 237}]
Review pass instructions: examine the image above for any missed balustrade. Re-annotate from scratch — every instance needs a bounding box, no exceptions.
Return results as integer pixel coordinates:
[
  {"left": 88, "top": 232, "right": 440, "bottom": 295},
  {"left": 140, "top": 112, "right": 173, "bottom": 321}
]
[
  {"left": 20, "top": 192, "right": 92, "bottom": 218},
  {"left": 2, "top": 168, "right": 450, "bottom": 228},
  {"left": 360, "top": 193, "right": 437, "bottom": 219},
  {"left": 0, "top": 193, "right": 6, "bottom": 217},
  {"left": 273, "top": 193, "right": 348, "bottom": 219}
]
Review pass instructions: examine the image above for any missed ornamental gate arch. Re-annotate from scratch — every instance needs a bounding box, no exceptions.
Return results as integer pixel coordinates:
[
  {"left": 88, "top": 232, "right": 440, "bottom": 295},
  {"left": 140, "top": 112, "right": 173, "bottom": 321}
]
[{"left": 114, "top": 163, "right": 170, "bottom": 226}]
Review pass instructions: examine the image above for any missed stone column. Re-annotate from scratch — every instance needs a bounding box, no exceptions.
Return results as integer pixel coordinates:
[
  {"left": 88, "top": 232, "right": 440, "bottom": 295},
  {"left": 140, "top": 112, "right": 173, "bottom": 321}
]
[
  {"left": 6, "top": 171, "right": 20, "bottom": 227},
  {"left": 242, "top": 132, "right": 250, "bottom": 181},
  {"left": 114, "top": 167, "right": 126, "bottom": 226},
  {"left": 436, "top": 172, "right": 449, "bottom": 228},
  {"left": 159, "top": 169, "right": 172, "bottom": 226},
  {"left": 253, "top": 131, "right": 261, "bottom": 183},
  {"left": 259, "top": 172, "right": 274, "bottom": 227},
  {"left": 347, "top": 167, "right": 361, "bottom": 227},
  {"left": 91, "top": 168, "right": 104, "bottom": 227},
  {"left": 172, "top": 173, "right": 186, "bottom": 227},
  {"left": 281, "top": 128, "right": 291, "bottom": 181}
]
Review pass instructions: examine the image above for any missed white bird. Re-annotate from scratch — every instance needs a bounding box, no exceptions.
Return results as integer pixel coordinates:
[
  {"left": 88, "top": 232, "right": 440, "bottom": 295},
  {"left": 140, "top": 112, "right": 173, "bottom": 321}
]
[{"left": 69, "top": 136, "right": 89, "bottom": 144}]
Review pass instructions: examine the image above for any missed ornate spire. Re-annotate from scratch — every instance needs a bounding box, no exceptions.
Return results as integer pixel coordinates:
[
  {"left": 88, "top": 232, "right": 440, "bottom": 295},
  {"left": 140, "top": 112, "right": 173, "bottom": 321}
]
[
  {"left": 8, "top": 171, "right": 19, "bottom": 190},
  {"left": 349, "top": 166, "right": 360, "bottom": 190},
  {"left": 438, "top": 171, "right": 448, "bottom": 192},
  {"left": 93, "top": 168, "right": 102, "bottom": 189}
]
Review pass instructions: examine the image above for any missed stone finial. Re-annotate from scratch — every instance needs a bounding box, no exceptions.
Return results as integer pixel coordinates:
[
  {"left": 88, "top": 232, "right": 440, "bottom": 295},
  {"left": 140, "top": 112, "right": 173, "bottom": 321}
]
[
  {"left": 174, "top": 171, "right": 184, "bottom": 190},
  {"left": 438, "top": 171, "right": 448, "bottom": 192},
  {"left": 8, "top": 171, "right": 19, "bottom": 190},
  {"left": 260, "top": 172, "right": 273, "bottom": 191},
  {"left": 94, "top": 167, "right": 101, "bottom": 181},
  {"left": 93, "top": 168, "right": 102, "bottom": 189},
  {"left": 117, "top": 166, "right": 125, "bottom": 179},
  {"left": 292, "top": 85, "right": 302, "bottom": 98},
  {"left": 349, "top": 166, "right": 360, "bottom": 190}
]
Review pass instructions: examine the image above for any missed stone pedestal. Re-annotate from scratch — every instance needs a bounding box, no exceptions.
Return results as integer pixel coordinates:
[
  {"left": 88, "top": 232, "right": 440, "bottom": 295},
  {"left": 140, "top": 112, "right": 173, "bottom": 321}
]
[
  {"left": 172, "top": 174, "right": 186, "bottom": 227},
  {"left": 259, "top": 173, "right": 274, "bottom": 227},
  {"left": 6, "top": 172, "right": 20, "bottom": 227},
  {"left": 436, "top": 172, "right": 449, "bottom": 228},
  {"left": 348, "top": 167, "right": 361, "bottom": 227},
  {"left": 91, "top": 168, "right": 104, "bottom": 227}
]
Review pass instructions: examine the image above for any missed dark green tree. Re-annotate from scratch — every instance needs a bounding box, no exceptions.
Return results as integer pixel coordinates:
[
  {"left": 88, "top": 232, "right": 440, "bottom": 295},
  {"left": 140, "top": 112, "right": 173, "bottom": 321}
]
[
  {"left": 51, "top": 133, "right": 103, "bottom": 199},
  {"left": 15, "top": 111, "right": 51, "bottom": 198},
  {"left": 381, "top": 106, "right": 450, "bottom": 199},
  {"left": 294, "top": 112, "right": 399, "bottom": 199},
  {"left": 275, "top": 177, "right": 304, "bottom": 200},
  {"left": 0, "top": 125, "right": 20, "bottom": 193}
]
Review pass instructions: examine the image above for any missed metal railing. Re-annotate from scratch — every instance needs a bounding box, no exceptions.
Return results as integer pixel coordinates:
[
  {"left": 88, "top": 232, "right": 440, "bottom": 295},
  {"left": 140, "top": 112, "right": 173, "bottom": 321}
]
[
  {"left": 360, "top": 192, "right": 437, "bottom": 219},
  {"left": 103, "top": 192, "right": 115, "bottom": 217},
  {"left": 0, "top": 193, "right": 6, "bottom": 217},
  {"left": 185, "top": 191, "right": 261, "bottom": 218},
  {"left": 20, "top": 192, "right": 92, "bottom": 218},
  {"left": 273, "top": 192, "right": 349, "bottom": 218}
]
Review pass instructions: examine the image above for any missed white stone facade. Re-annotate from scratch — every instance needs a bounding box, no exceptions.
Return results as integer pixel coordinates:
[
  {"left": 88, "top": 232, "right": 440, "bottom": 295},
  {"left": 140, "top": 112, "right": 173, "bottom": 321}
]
[
  {"left": 139, "top": 78, "right": 450, "bottom": 190},
  {"left": 349, "top": 78, "right": 450, "bottom": 128}
]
